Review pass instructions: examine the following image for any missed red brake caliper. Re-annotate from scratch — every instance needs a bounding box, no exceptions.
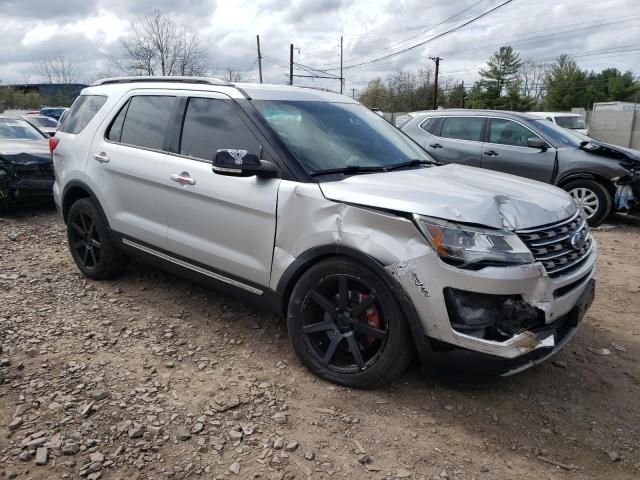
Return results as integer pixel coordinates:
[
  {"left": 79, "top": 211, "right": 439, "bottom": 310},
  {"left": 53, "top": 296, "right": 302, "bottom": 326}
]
[{"left": 359, "top": 293, "right": 381, "bottom": 345}]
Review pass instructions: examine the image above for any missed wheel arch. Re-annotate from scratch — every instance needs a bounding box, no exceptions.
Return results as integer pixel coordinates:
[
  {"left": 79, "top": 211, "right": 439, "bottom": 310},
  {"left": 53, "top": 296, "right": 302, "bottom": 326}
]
[
  {"left": 61, "top": 181, "right": 110, "bottom": 226},
  {"left": 556, "top": 172, "right": 616, "bottom": 198},
  {"left": 275, "top": 244, "right": 431, "bottom": 369}
]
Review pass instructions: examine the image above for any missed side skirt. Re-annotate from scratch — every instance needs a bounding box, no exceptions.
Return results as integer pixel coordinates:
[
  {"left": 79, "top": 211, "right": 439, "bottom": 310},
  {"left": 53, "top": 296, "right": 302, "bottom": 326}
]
[{"left": 115, "top": 233, "right": 282, "bottom": 314}]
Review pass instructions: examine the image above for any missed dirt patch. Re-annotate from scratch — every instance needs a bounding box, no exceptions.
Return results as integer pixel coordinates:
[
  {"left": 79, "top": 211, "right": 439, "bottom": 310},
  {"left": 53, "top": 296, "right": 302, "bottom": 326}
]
[{"left": 1, "top": 207, "right": 639, "bottom": 480}]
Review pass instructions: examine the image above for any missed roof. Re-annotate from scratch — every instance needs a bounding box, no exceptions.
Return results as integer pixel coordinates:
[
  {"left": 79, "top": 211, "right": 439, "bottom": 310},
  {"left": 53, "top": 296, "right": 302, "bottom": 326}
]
[
  {"left": 409, "top": 109, "right": 541, "bottom": 120},
  {"left": 85, "top": 76, "right": 358, "bottom": 103},
  {"left": 528, "top": 111, "right": 583, "bottom": 117}
]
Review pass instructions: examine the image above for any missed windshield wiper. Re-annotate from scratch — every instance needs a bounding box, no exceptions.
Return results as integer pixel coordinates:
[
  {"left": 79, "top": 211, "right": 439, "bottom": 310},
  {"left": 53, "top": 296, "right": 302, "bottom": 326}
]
[
  {"left": 310, "top": 159, "right": 436, "bottom": 177},
  {"left": 385, "top": 159, "right": 435, "bottom": 170},
  {"left": 309, "top": 165, "right": 387, "bottom": 177}
]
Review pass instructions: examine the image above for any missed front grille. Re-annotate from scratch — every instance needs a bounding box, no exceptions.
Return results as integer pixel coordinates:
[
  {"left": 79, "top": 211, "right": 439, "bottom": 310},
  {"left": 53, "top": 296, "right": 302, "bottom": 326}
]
[{"left": 517, "top": 210, "right": 593, "bottom": 278}]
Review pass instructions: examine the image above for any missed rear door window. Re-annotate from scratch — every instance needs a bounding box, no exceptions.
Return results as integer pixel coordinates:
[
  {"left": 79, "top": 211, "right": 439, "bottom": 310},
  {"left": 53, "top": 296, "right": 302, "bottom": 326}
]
[
  {"left": 489, "top": 119, "right": 538, "bottom": 147},
  {"left": 179, "top": 97, "right": 260, "bottom": 161},
  {"left": 118, "top": 96, "right": 177, "bottom": 150},
  {"left": 58, "top": 95, "right": 107, "bottom": 134},
  {"left": 440, "top": 117, "right": 484, "bottom": 142}
]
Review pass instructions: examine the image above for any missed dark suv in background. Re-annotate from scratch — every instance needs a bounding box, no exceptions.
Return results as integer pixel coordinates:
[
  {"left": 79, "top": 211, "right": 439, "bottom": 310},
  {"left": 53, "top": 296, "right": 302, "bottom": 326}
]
[{"left": 402, "top": 110, "right": 640, "bottom": 226}]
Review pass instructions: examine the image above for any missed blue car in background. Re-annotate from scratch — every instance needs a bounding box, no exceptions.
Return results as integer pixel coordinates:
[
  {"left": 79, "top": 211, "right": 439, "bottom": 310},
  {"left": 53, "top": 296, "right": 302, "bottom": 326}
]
[{"left": 40, "top": 107, "right": 68, "bottom": 121}]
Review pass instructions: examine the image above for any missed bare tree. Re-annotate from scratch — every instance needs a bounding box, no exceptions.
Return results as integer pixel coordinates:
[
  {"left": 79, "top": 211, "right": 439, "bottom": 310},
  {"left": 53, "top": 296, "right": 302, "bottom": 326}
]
[
  {"left": 37, "top": 55, "right": 80, "bottom": 84},
  {"left": 211, "top": 67, "right": 248, "bottom": 82},
  {"left": 118, "top": 10, "right": 208, "bottom": 76},
  {"left": 519, "top": 60, "right": 551, "bottom": 104}
]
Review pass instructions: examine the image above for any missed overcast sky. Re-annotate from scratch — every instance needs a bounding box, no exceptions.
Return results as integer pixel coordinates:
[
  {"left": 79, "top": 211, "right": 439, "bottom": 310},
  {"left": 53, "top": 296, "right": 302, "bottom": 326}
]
[{"left": 1, "top": 0, "right": 639, "bottom": 94}]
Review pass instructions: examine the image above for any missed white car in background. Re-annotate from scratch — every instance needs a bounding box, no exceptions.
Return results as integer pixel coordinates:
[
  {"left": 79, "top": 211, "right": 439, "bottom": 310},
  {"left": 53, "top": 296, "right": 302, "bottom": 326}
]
[{"left": 528, "top": 112, "right": 588, "bottom": 135}]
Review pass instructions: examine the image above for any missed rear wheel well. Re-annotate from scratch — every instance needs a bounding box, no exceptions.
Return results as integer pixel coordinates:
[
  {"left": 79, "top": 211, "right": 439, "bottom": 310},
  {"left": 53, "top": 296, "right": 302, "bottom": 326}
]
[{"left": 62, "top": 186, "right": 92, "bottom": 222}]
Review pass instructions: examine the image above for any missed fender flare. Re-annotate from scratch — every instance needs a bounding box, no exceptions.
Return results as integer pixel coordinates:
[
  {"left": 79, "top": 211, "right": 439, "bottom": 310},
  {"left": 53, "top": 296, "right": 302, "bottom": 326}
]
[{"left": 276, "top": 244, "right": 431, "bottom": 369}]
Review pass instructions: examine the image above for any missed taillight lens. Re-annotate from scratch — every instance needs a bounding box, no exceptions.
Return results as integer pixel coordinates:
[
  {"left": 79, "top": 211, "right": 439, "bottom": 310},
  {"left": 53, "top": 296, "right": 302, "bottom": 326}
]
[{"left": 49, "top": 137, "right": 59, "bottom": 154}]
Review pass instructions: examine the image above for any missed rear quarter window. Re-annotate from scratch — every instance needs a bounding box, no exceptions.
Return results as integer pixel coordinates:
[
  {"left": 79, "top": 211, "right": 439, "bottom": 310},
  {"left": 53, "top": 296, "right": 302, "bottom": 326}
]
[{"left": 59, "top": 95, "right": 107, "bottom": 134}]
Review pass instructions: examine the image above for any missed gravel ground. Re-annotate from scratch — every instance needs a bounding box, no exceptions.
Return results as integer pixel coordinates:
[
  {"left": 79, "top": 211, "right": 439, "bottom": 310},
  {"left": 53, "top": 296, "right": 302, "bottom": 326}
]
[{"left": 1, "top": 206, "right": 639, "bottom": 480}]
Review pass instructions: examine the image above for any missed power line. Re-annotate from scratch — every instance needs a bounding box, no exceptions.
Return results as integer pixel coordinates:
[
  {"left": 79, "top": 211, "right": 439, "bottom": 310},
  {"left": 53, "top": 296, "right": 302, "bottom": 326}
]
[{"left": 323, "top": 0, "right": 515, "bottom": 71}]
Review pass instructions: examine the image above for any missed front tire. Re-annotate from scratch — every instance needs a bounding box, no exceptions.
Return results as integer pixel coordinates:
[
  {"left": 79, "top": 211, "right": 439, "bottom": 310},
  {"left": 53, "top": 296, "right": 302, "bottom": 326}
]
[
  {"left": 287, "top": 257, "right": 413, "bottom": 389},
  {"left": 563, "top": 179, "right": 612, "bottom": 227},
  {"left": 66, "top": 198, "right": 127, "bottom": 279}
]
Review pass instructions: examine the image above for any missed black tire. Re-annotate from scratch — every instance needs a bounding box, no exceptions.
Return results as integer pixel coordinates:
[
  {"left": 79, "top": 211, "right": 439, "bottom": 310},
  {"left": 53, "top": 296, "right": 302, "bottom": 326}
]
[
  {"left": 66, "top": 198, "right": 127, "bottom": 279},
  {"left": 287, "top": 257, "right": 413, "bottom": 389},
  {"left": 562, "top": 179, "right": 612, "bottom": 227}
]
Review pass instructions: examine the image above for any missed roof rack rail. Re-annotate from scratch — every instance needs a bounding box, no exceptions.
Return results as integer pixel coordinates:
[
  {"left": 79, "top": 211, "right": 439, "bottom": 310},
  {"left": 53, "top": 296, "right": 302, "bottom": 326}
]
[{"left": 91, "top": 76, "right": 232, "bottom": 87}]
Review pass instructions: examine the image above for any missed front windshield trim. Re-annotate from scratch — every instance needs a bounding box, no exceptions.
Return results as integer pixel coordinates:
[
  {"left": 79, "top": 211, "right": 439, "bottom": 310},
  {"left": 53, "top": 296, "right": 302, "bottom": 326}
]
[
  {"left": 531, "top": 119, "right": 582, "bottom": 148},
  {"left": 252, "top": 99, "right": 434, "bottom": 179}
]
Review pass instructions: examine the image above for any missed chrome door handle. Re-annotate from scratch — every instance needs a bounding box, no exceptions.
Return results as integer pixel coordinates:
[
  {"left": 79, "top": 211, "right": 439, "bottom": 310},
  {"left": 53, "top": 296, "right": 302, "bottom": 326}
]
[
  {"left": 483, "top": 150, "right": 499, "bottom": 156},
  {"left": 170, "top": 172, "right": 196, "bottom": 186},
  {"left": 94, "top": 152, "right": 110, "bottom": 163}
]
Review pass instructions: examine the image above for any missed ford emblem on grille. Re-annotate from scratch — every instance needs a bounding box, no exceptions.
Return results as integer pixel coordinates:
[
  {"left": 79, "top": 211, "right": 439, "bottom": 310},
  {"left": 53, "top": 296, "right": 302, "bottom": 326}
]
[{"left": 570, "top": 229, "right": 588, "bottom": 250}]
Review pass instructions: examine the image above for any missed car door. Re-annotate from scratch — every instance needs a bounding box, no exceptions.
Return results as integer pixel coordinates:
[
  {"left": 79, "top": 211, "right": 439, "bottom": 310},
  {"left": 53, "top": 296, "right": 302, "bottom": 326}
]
[
  {"left": 481, "top": 118, "right": 556, "bottom": 183},
  {"left": 163, "top": 94, "right": 280, "bottom": 287},
  {"left": 89, "top": 93, "right": 179, "bottom": 249},
  {"left": 427, "top": 116, "right": 484, "bottom": 167}
]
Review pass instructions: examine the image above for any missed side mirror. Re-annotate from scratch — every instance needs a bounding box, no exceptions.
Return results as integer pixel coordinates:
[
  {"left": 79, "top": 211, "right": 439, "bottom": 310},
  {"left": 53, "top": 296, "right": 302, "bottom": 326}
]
[
  {"left": 212, "top": 149, "right": 280, "bottom": 178},
  {"left": 527, "top": 137, "right": 548, "bottom": 150}
]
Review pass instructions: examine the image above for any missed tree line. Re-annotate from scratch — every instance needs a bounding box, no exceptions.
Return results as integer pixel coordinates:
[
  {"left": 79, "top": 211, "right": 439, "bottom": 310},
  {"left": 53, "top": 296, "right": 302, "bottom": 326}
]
[{"left": 359, "top": 46, "right": 640, "bottom": 112}]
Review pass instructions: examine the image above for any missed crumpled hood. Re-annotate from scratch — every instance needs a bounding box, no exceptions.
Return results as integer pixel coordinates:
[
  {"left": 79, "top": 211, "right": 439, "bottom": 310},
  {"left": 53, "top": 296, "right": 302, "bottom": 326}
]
[
  {"left": 580, "top": 139, "right": 640, "bottom": 166},
  {"left": 0, "top": 139, "right": 50, "bottom": 165},
  {"left": 319, "top": 164, "right": 577, "bottom": 230}
]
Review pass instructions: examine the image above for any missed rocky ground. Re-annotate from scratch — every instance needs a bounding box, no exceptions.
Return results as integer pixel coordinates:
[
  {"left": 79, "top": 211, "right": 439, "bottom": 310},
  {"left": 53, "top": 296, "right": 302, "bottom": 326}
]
[{"left": 1, "top": 205, "right": 639, "bottom": 480}]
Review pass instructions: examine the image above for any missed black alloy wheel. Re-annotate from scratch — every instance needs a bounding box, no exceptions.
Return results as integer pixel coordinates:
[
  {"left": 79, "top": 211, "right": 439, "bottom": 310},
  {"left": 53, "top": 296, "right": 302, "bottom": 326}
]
[
  {"left": 288, "top": 258, "right": 413, "bottom": 389},
  {"left": 301, "top": 274, "right": 388, "bottom": 373},
  {"left": 69, "top": 209, "right": 102, "bottom": 270},
  {"left": 66, "top": 198, "right": 127, "bottom": 279}
]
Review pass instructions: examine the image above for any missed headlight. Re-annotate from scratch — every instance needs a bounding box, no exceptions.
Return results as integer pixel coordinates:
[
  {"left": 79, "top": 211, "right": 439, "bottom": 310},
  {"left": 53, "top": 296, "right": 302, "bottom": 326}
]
[{"left": 414, "top": 215, "right": 534, "bottom": 267}]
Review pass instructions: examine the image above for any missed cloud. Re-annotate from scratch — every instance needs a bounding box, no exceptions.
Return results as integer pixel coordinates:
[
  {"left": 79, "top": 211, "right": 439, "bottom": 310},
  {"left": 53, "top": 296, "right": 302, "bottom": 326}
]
[{"left": 0, "top": 0, "right": 637, "bottom": 92}]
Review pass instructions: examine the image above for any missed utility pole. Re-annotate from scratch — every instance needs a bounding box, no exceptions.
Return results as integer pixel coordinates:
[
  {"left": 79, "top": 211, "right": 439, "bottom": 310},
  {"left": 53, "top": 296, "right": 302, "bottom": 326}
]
[
  {"left": 352, "top": 88, "right": 356, "bottom": 99},
  {"left": 460, "top": 80, "right": 464, "bottom": 108},
  {"left": 289, "top": 44, "right": 294, "bottom": 85},
  {"left": 256, "top": 35, "right": 263, "bottom": 84},
  {"left": 430, "top": 56, "right": 441, "bottom": 110},
  {"left": 340, "top": 36, "right": 344, "bottom": 94}
]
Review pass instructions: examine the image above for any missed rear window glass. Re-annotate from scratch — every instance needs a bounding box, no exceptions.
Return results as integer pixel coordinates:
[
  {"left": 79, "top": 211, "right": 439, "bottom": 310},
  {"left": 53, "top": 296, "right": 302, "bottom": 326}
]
[
  {"left": 420, "top": 117, "right": 439, "bottom": 134},
  {"left": 0, "top": 119, "right": 44, "bottom": 140},
  {"left": 119, "top": 96, "right": 177, "bottom": 150},
  {"left": 440, "top": 117, "right": 484, "bottom": 142},
  {"left": 59, "top": 95, "right": 107, "bottom": 134}
]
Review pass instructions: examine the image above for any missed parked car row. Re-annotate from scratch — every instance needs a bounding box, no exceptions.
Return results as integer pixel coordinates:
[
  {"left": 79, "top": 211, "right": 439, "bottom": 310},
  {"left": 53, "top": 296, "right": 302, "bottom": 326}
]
[
  {"left": 401, "top": 109, "right": 640, "bottom": 226},
  {"left": 42, "top": 77, "right": 598, "bottom": 388}
]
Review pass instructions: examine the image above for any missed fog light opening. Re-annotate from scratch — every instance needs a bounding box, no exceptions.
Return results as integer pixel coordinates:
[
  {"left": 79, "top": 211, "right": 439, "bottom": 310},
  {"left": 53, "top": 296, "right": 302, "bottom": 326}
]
[{"left": 444, "top": 288, "right": 545, "bottom": 341}]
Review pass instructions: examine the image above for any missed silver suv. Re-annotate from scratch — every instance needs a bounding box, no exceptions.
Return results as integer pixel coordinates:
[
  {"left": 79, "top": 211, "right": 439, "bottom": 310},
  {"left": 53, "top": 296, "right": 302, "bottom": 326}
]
[{"left": 52, "top": 77, "right": 596, "bottom": 388}]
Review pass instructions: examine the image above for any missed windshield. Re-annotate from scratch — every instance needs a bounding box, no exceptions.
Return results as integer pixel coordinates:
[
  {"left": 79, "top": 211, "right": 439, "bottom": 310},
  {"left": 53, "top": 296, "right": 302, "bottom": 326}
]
[
  {"left": 532, "top": 119, "right": 582, "bottom": 148},
  {"left": 0, "top": 119, "right": 44, "bottom": 140},
  {"left": 554, "top": 115, "right": 586, "bottom": 129},
  {"left": 253, "top": 100, "right": 431, "bottom": 174},
  {"left": 27, "top": 116, "right": 58, "bottom": 128}
]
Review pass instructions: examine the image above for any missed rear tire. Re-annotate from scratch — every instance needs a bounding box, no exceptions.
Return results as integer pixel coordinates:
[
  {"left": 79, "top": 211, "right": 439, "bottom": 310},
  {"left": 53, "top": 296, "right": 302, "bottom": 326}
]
[
  {"left": 562, "top": 179, "right": 612, "bottom": 227},
  {"left": 66, "top": 198, "right": 127, "bottom": 279},
  {"left": 287, "top": 257, "right": 413, "bottom": 389}
]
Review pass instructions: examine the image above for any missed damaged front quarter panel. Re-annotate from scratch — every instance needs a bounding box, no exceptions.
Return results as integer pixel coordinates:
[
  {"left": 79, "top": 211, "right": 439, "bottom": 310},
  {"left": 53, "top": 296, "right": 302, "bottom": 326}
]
[{"left": 614, "top": 168, "right": 640, "bottom": 214}]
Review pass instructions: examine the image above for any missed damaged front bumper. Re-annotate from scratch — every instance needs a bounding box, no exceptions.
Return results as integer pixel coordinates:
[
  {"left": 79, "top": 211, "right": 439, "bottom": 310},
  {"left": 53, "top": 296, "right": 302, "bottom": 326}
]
[
  {"left": 387, "top": 242, "right": 597, "bottom": 375},
  {"left": 0, "top": 163, "right": 54, "bottom": 204}
]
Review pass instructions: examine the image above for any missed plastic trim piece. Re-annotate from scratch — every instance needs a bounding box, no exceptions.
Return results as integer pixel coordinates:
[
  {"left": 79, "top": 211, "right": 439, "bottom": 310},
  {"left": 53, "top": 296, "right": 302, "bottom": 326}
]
[{"left": 122, "top": 238, "right": 264, "bottom": 295}]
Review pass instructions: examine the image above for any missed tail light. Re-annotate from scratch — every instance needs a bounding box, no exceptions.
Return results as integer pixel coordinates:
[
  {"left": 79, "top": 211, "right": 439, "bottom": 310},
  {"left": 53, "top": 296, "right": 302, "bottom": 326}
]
[{"left": 49, "top": 137, "right": 59, "bottom": 159}]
